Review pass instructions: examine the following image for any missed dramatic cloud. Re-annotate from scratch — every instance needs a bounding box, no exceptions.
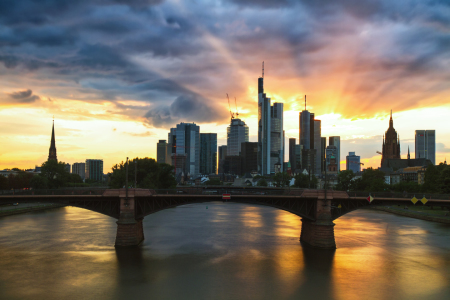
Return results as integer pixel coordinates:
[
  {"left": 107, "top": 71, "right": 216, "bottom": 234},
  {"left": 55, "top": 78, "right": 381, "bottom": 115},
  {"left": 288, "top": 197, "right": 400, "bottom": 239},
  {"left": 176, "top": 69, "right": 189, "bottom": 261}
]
[
  {"left": 145, "top": 94, "right": 228, "bottom": 127},
  {"left": 4, "top": 89, "right": 40, "bottom": 103}
]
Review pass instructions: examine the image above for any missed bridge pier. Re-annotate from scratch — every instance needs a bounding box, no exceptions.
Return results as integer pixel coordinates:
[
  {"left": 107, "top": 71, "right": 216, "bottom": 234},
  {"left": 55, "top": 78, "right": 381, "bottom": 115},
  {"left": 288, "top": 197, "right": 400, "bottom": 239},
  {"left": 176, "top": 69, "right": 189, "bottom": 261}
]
[
  {"left": 299, "top": 192, "right": 337, "bottom": 249},
  {"left": 113, "top": 189, "right": 148, "bottom": 247}
]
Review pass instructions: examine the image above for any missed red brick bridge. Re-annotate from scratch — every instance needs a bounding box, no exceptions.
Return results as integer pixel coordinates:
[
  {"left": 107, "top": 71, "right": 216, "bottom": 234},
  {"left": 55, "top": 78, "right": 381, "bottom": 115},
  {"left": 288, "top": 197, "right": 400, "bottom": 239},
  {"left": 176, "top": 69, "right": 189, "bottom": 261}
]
[{"left": 1, "top": 188, "right": 449, "bottom": 249}]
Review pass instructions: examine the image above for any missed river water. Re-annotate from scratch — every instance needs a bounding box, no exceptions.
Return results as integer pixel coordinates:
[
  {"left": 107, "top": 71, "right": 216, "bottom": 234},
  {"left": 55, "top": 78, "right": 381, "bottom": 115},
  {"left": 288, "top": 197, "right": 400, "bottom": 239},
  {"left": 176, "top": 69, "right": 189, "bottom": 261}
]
[{"left": 0, "top": 202, "right": 449, "bottom": 300}]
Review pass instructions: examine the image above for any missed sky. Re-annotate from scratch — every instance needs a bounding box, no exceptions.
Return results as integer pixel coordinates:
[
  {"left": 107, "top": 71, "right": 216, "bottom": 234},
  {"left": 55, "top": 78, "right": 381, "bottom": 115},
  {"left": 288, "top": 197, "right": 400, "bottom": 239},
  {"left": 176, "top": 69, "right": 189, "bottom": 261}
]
[{"left": 1, "top": 0, "right": 450, "bottom": 172}]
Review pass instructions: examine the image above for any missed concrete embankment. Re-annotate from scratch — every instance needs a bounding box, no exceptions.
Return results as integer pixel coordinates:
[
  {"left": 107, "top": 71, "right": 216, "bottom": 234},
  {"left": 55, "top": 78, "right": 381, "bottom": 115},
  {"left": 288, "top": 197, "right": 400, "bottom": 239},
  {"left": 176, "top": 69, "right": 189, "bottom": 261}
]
[
  {"left": 0, "top": 203, "right": 66, "bottom": 217},
  {"left": 369, "top": 206, "right": 450, "bottom": 224}
]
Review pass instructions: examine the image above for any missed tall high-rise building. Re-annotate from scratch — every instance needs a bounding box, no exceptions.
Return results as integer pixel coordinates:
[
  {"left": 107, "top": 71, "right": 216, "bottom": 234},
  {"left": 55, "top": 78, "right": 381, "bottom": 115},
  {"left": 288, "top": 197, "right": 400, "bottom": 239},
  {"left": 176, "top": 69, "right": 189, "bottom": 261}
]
[
  {"left": 65, "top": 163, "right": 71, "bottom": 173},
  {"left": 326, "top": 145, "right": 337, "bottom": 169},
  {"left": 314, "top": 120, "right": 322, "bottom": 175},
  {"left": 72, "top": 163, "right": 86, "bottom": 179},
  {"left": 299, "top": 97, "right": 321, "bottom": 175},
  {"left": 381, "top": 110, "right": 401, "bottom": 167},
  {"left": 258, "top": 71, "right": 271, "bottom": 175},
  {"left": 169, "top": 123, "right": 200, "bottom": 176},
  {"left": 329, "top": 136, "right": 340, "bottom": 172},
  {"left": 346, "top": 152, "right": 361, "bottom": 173},
  {"left": 415, "top": 130, "right": 435, "bottom": 164},
  {"left": 241, "top": 142, "right": 258, "bottom": 174},
  {"left": 289, "top": 138, "right": 296, "bottom": 170},
  {"left": 218, "top": 145, "right": 227, "bottom": 174},
  {"left": 157, "top": 140, "right": 168, "bottom": 163},
  {"left": 227, "top": 118, "right": 249, "bottom": 156},
  {"left": 85, "top": 159, "right": 103, "bottom": 181},
  {"left": 200, "top": 133, "right": 217, "bottom": 174},
  {"left": 257, "top": 65, "right": 284, "bottom": 175},
  {"left": 48, "top": 120, "right": 57, "bottom": 161},
  {"left": 270, "top": 103, "right": 284, "bottom": 173},
  {"left": 295, "top": 144, "right": 303, "bottom": 172},
  {"left": 321, "top": 137, "right": 326, "bottom": 173}
]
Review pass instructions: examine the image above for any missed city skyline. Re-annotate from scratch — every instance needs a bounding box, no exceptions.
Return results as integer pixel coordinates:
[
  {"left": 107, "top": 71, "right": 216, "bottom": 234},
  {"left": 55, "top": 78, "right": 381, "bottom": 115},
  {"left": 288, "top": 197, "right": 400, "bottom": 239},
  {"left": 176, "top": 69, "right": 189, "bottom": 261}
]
[{"left": 1, "top": 0, "right": 450, "bottom": 171}]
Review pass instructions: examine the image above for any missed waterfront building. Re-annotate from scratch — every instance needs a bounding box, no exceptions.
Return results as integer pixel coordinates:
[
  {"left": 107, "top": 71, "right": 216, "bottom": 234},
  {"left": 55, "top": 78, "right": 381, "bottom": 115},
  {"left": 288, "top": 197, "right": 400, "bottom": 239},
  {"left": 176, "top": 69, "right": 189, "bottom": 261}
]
[
  {"left": 227, "top": 118, "right": 249, "bottom": 156},
  {"left": 157, "top": 140, "right": 168, "bottom": 164},
  {"left": 299, "top": 97, "right": 321, "bottom": 176},
  {"left": 85, "top": 159, "right": 103, "bottom": 181},
  {"left": 270, "top": 103, "right": 284, "bottom": 173},
  {"left": 289, "top": 138, "right": 296, "bottom": 170},
  {"left": 381, "top": 110, "right": 401, "bottom": 167},
  {"left": 218, "top": 145, "right": 227, "bottom": 174},
  {"left": 258, "top": 73, "right": 271, "bottom": 175},
  {"left": 329, "top": 136, "right": 340, "bottom": 172},
  {"left": 326, "top": 145, "right": 337, "bottom": 170},
  {"left": 415, "top": 130, "right": 436, "bottom": 164},
  {"left": 241, "top": 142, "right": 258, "bottom": 174},
  {"left": 48, "top": 120, "right": 57, "bottom": 161},
  {"left": 72, "top": 163, "right": 85, "bottom": 179},
  {"left": 346, "top": 152, "right": 361, "bottom": 173},
  {"left": 200, "top": 133, "right": 217, "bottom": 174},
  {"left": 168, "top": 123, "right": 200, "bottom": 176},
  {"left": 321, "top": 137, "right": 326, "bottom": 173}
]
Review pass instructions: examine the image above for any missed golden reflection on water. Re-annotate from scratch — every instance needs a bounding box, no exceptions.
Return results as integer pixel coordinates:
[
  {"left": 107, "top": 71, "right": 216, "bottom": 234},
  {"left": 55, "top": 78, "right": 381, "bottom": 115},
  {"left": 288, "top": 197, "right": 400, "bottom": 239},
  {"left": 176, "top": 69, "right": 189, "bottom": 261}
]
[
  {"left": 332, "top": 212, "right": 449, "bottom": 300},
  {"left": 239, "top": 206, "right": 263, "bottom": 228}
]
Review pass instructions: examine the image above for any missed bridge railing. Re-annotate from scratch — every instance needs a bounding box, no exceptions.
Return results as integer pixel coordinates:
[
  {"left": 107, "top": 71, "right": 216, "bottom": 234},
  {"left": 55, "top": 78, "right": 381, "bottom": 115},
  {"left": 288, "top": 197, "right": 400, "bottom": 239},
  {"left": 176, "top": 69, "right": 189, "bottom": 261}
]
[
  {"left": 153, "top": 188, "right": 289, "bottom": 196},
  {"left": 349, "top": 191, "right": 450, "bottom": 200},
  {"left": 0, "top": 188, "right": 107, "bottom": 196}
]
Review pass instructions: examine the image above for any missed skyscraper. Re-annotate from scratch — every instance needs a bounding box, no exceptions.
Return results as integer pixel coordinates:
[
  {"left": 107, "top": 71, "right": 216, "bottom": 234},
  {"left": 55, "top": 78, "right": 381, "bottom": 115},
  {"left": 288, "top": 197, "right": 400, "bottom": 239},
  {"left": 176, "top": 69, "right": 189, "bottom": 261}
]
[
  {"left": 321, "top": 137, "right": 326, "bottom": 173},
  {"left": 227, "top": 118, "right": 249, "bottom": 156},
  {"left": 329, "top": 136, "right": 340, "bottom": 172},
  {"left": 241, "top": 142, "right": 258, "bottom": 174},
  {"left": 200, "top": 133, "right": 217, "bottom": 174},
  {"left": 258, "top": 69, "right": 271, "bottom": 175},
  {"left": 289, "top": 138, "right": 296, "bottom": 170},
  {"left": 72, "top": 163, "right": 86, "bottom": 179},
  {"left": 48, "top": 120, "right": 57, "bottom": 161},
  {"left": 299, "top": 96, "right": 321, "bottom": 175},
  {"left": 415, "top": 130, "right": 435, "bottom": 164},
  {"left": 169, "top": 123, "right": 200, "bottom": 176},
  {"left": 157, "top": 140, "right": 168, "bottom": 163},
  {"left": 346, "top": 152, "right": 361, "bottom": 173},
  {"left": 218, "top": 145, "right": 227, "bottom": 174},
  {"left": 85, "top": 159, "right": 103, "bottom": 181},
  {"left": 270, "top": 102, "right": 284, "bottom": 173},
  {"left": 326, "top": 145, "right": 337, "bottom": 169},
  {"left": 381, "top": 110, "right": 401, "bottom": 167}
]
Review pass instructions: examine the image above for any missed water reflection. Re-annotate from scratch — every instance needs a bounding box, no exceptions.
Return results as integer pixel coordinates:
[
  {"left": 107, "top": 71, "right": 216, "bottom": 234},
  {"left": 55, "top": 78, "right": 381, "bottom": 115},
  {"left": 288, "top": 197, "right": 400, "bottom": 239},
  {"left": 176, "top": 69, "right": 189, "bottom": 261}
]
[{"left": 0, "top": 204, "right": 449, "bottom": 300}]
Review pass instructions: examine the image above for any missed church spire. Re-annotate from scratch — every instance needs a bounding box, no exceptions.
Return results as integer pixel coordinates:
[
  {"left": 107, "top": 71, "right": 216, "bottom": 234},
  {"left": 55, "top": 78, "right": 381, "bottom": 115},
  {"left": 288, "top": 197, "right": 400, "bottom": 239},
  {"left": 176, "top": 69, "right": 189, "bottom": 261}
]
[
  {"left": 407, "top": 146, "right": 410, "bottom": 160},
  {"left": 48, "top": 119, "right": 57, "bottom": 161},
  {"left": 389, "top": 109, "right": 394, "bottom": 128}
]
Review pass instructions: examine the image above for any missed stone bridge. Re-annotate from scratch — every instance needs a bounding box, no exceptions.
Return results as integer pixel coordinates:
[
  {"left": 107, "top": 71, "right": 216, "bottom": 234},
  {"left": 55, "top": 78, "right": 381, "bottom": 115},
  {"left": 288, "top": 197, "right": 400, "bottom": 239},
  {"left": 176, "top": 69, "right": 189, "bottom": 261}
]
[{"left": 1, "top": 188, "right": 449, "bottom": 249}]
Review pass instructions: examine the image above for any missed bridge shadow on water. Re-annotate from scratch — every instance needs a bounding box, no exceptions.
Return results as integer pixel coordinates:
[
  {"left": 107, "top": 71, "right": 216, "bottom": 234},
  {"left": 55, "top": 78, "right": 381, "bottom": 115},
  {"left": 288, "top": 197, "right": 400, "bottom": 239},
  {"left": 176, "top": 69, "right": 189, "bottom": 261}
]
[{"left": 297, "top": 245, "right": 336, "bottom": 299}]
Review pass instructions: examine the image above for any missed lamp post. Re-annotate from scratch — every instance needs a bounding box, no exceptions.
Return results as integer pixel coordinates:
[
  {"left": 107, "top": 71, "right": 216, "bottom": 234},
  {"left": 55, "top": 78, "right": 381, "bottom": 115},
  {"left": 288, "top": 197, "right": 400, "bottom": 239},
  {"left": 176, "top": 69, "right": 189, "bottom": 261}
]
[
  {"left": 308, "top": 163, "right": 311, "bottom": 189},
  {"left": 134, "top": 160, "right": 137, "bottom": 188},
  {"left": 125, "top": 157, "right": 129, "bottom": 206}
]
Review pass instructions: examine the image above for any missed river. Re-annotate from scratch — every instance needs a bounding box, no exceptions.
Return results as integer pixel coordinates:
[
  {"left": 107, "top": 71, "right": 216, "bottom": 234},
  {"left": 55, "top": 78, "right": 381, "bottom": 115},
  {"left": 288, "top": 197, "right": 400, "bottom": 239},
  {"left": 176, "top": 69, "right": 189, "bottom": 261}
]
[{"left": 0, "top": 202, "right": 449, "bottom": 300}]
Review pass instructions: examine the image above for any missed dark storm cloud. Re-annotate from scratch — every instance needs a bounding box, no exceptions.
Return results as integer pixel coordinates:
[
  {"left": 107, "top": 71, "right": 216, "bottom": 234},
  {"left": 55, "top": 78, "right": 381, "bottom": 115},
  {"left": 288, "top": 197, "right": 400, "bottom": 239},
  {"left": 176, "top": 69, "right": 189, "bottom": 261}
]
[
  {"left": 145, "top": 94, "right": 228, "bottom": 127},
  {"left": 1, "top": 0, "right": 450, "bottom": 124},
  {"left": 4, "top": 89, "right": 40, "bottom": 103}
]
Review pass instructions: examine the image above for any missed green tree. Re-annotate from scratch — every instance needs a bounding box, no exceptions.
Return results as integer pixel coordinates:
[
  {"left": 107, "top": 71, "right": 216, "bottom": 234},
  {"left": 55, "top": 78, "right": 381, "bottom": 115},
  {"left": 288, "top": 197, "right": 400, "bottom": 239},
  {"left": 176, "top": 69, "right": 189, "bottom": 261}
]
[
  {"left": 0, "top": 175, "right": 8, "bottom": 190},
  {"left": 205, "top": 178, "right": 221, "bottom": 185},
  {"left": 335, "top": 170, "right": 354, "bottom": 191},
  {"left": 109, "top": 157, "right": 176, "bottom": 189},
  {"left": 256, "top": 178, "right": 268, "bottom": 187},
  {"left": 355, "top": 168, "right": 388, "bottom": 192},
  {"left": 30, "top": 176, "right": 49, "bottom": 189},
  {"left": 8, "top": 172, "right": 34, "bottom": 189},
  {"left": 273, "top": 172, "right": 291, "bottom": 187},
  {"left": 40, "top": 160, "right": 70, "bottom": 188},
  {"left": 293, "top": 174, "right": 310, "bottom": 188},
  {"left": 422, "top": 163, "right": 439, "bottom": 192}
]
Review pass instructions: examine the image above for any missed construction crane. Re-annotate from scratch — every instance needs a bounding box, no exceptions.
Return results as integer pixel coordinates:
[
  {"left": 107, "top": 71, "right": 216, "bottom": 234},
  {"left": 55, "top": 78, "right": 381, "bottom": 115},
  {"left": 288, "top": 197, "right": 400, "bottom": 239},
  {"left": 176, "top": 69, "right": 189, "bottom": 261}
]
[
  {"left": 376, "top": 151, "right": 382, "bottom": 155},
  {"left": 234, "top": 97, "right": 239, "bottom": 118},
  {"left": 226, "top": 93, "right": 234, "bottom": 120}
]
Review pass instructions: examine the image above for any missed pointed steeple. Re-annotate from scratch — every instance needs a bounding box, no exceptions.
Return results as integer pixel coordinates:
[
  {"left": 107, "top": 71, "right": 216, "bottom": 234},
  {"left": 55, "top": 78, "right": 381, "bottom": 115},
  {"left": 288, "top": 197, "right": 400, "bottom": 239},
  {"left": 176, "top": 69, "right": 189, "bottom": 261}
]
[
  {"left": 48, "top": 119, "right": 57, "bottom": 161},
  {"left": 407, "top": 146, "right": 410, "bottom": 160},
  {"left": 389, "top": 109, "right": 394, "bottom": 128}
]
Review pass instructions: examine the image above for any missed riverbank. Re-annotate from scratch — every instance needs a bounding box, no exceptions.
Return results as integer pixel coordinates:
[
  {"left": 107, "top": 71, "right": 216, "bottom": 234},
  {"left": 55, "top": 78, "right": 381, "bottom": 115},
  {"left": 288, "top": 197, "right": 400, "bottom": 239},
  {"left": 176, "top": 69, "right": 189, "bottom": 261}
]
[
  {"left": 0, "top": 203, "right": 66, "bottom": 217},
  {"left": 369, "top": 205, "right": 450, "bottom": 224}
]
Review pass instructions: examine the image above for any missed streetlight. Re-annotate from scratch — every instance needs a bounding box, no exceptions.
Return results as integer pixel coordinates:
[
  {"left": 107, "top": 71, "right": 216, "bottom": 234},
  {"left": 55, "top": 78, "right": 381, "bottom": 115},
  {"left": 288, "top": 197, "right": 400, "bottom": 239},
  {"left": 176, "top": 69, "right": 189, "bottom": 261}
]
[{"left": 125, "top": 157, "right": 129, "bottom": 206}]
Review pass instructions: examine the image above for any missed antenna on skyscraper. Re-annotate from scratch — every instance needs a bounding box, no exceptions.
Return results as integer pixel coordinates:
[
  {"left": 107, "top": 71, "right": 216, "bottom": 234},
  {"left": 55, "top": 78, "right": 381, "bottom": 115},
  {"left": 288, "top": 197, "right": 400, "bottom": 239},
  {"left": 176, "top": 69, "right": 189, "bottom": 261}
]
[
  {"left": 226, "top": 93, "right": 234, "bottom": 120},
  {"left": 305, "top": 95, "right": 306, "bottom": 111},
  {"left": 262, "top": 61, "right": 264, "bottom": 78}
]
